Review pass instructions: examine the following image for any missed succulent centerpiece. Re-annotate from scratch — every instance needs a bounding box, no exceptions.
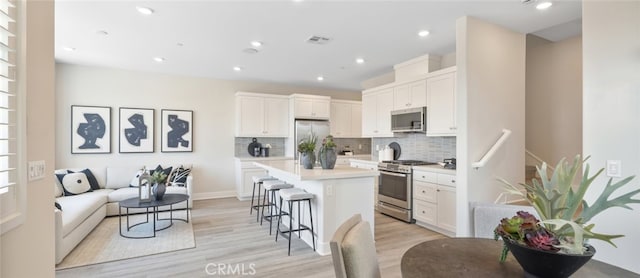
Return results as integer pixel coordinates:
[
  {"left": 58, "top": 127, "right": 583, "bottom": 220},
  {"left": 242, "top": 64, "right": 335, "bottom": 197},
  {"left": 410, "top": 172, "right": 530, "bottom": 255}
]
[{"left": 495, "top": 155, "right": 640, "bottom": 277}]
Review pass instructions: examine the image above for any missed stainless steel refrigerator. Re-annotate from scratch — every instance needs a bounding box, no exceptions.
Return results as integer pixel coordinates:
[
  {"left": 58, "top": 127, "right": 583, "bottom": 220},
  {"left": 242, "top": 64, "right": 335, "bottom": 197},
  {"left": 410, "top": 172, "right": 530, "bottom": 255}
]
[{"left": 294, "top": 120, "right": 330, "bottom": 159}]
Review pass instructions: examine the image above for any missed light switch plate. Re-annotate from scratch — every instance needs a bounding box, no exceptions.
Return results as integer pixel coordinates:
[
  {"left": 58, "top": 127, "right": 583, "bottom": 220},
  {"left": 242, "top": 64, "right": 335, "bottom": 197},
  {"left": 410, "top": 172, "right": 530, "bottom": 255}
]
[
  {"left": 28, "top": 160, "right": 46, "bottom": 181},
  {"left": 606, "top": 160, "right": 622, "bottom": 177}
]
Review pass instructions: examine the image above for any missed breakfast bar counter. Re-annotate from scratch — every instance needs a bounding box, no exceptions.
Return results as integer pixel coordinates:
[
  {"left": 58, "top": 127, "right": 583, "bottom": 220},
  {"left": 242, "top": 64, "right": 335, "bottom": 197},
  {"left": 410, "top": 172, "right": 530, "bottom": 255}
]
[{"left": 253, "top": 160, "right": 379, "bottom": 255}]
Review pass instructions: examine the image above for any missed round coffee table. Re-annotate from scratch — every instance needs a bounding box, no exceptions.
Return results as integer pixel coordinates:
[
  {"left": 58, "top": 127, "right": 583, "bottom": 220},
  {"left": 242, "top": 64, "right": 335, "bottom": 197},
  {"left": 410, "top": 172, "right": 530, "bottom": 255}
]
[{"left": 119, "top": 193, "right": 190, "bottom": 239}]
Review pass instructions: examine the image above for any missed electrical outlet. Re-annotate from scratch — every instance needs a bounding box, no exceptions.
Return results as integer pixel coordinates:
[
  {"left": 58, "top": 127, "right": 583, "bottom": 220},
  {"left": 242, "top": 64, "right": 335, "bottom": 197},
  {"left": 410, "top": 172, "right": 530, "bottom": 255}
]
[
  {"left": 28, "top": 160, "right": 46, "bottom": 181},
  {"left": 606, "top": 160, "right": 622, "bottom": 177},
  {"left": 326, "top": 185, "right": 333, "bottom": 196}
]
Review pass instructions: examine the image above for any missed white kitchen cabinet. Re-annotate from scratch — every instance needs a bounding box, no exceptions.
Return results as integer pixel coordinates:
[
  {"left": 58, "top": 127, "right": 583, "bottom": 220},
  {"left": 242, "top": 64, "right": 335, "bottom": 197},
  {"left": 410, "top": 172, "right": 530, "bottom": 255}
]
[
  {"left": 235, "top": 157, "right": 294, "bottom": 200},
  {"left": 362, "top": 88, "right": 394, "bottom": 137},
  {"left": 235, "top": 161, "right": 267, "bottom": 200},
  {"left": 236, "top": 92, "right": 289, "bottom": 137},
  {"left": 330, "top": 100, "right": 362, "bottom": 138},
  {"left": 413, "top": 168, "right": 456, "bottom": 235},
  {"left": 291, "top": 94, "right": 330, "bottom": 119},
  {"left": 426, "top": 69, "right": 457, "bottom": 136},
  {"left": 393, "top": 79, "right": 427, "bottom": 110}
]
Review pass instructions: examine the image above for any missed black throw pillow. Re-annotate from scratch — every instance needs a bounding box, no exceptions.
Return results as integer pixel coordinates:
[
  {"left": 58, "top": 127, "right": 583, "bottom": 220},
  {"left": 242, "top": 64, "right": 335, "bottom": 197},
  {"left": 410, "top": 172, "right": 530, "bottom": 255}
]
[
  {"left": 55, "top": 202, "right": 62, "bottom": 211},
  {"left": 150, "top": 165, "right": 173, "bottom": 179}
]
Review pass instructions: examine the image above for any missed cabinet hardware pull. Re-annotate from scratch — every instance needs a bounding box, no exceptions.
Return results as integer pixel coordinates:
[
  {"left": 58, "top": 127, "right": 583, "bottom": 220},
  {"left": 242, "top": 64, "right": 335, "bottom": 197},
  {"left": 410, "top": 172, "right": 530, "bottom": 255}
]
[
  {"left": 437, "top": 189, "right": 440, "bottom": 192},
  {"left": 452, "top": 180, "right": 455, "bottom": 183},
  {"left": 422, "top": 190, "right": 425, "bottom": 193}
]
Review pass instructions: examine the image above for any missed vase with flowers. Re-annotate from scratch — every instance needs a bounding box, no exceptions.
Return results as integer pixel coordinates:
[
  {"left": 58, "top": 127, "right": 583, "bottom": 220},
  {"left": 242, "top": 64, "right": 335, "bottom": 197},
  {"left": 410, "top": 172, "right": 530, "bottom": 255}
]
[
  {"left": 318, "top": 135, "right": 337, "bottom": 169},
  {"left": 494, "top": 155, "right": 640, "bottom": 278},
  {"left": 298, "top": 132, "right": 317, "bottom": 169},
  {"left": 150, "top": 171, "right": 168, "bottom": 201}
]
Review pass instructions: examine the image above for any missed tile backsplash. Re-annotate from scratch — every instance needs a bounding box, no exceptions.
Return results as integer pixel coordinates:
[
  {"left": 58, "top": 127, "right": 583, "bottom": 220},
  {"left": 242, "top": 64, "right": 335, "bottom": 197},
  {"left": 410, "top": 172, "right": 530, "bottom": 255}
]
[
  {"left": 235, "top": 137, "right": 285, "bottom": 157},
  {"left": 234, "top": 137, "right": 372, "bottom": 157},
  {"left": 332, "top": 138, "right": 371, "bottom": 155},
  {"left": 372, "top": 134, "right": 456, "bottom": 162}
]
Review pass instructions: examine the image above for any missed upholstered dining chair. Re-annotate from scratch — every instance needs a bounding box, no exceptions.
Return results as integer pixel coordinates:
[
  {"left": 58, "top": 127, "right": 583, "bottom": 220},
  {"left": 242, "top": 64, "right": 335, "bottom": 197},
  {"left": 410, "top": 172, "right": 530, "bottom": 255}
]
[{"left": 330, "top": 214, "right": 381, "bottom": 278}]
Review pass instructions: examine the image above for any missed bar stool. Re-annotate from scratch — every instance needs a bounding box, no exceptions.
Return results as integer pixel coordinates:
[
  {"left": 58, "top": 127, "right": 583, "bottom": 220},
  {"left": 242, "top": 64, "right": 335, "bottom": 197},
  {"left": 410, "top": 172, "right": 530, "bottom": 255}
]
[
  {"left": 260, "top": 179, "right": 294, "bottom": 235},
  {"left": 250, "top": 175, "right": 277, "bottom": 222},
  {"left": 276, "top": 188, "right": 316, "bottom": 256}
]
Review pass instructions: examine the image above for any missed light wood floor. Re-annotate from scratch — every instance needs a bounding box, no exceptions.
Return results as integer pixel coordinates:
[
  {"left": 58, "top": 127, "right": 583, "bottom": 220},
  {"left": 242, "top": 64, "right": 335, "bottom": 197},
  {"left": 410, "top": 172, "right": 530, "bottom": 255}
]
[{"left": 56, "top": 198, "right": 446, "bottom": 278}]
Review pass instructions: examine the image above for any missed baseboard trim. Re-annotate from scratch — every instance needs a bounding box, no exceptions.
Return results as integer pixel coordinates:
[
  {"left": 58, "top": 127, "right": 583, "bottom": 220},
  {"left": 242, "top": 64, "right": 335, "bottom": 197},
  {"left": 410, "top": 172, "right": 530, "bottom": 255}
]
[{"left": 192, "top": 191, "right": 236, "bottom": 200}]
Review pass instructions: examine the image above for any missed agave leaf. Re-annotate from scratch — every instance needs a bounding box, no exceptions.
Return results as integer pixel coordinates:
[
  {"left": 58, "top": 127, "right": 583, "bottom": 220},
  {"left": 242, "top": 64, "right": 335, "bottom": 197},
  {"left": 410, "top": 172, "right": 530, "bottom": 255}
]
[{"left": 580, "top": 175, "right": 640, "bottom": 223}]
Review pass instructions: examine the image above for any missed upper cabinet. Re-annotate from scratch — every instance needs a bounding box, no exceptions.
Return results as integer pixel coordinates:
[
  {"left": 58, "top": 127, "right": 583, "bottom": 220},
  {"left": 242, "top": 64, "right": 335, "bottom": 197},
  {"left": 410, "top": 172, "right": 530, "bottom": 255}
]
[
  {"left": 330, "top": 100, "right": 362, "bottom": 138},
  {"left": 362, "top": 88, "right": 394, "bottom": 137},
  {"left": 426, "top": 68, "right": 457, "bottom": 136},
  {"left": 393, "top": 80, "right": 427, "bottom": 110},
  {"left": 235, "top": 92, "right": 289, "bottom": 137},
  {"left": 290, "top": 94, "right": 330, "bottom": 119}
]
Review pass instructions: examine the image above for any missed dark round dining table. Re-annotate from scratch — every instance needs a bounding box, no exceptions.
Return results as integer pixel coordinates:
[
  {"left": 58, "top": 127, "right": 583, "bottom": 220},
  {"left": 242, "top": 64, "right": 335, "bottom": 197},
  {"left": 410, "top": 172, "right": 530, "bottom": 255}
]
[{"left": 401, "top": 238, "right": 639, "bottom": 278}]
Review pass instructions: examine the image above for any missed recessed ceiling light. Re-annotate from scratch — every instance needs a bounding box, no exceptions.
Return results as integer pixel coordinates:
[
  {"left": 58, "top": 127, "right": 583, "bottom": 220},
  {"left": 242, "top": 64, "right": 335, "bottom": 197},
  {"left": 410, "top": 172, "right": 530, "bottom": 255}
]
[
  {"left": 536, "top": 2, "right": 553, "bottom": 10},
  {"left": 418, "top": 30, "right": 430, "bottom": 37},
  {"left": 317, "top": 76, "right": 324, "bottom": 82},
  {"left": 356, "top": 58, "right": 365, "bottom": 64},
  {"left": 63, "top": 47, "right": 76, "bottom": 52},
  {"left": 250, "top": 41, "right": 263, "bottom": 48},
  {"left": 136, "top": 6, "right": 154, "bottom": 15},
  {"left": 233, "top": 66, "right": 242, "bottom": 72},
  {"left": 153, "top": 57, "right": 165, "bottom": 63},
  {"left": 96, "top": 30, "right": 109, "bottom": 36}
]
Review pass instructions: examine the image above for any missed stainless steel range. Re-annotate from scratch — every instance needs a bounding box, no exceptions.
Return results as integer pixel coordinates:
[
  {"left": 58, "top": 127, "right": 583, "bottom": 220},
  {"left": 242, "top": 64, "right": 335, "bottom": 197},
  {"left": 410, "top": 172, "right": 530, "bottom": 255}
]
[{"left": 377, "top": 160, "right": 437, "bottom": 222}]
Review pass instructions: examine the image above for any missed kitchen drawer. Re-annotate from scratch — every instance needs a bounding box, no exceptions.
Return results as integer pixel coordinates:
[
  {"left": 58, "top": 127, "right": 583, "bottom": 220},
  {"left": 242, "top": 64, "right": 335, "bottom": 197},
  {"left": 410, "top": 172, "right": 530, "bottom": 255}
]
[
  {"left": 414, "top": 171, "right": 437, "bottom": 183},
  {"left": 413, "top": 199, "right": 437, "bottom": 226},
  {"left": 413, "top": 181, "right": 437, "bottom": 203},
  {"left": 336, "top": 157, "right": 351, "bottom": 165},
  {"left": 437, "top": 173, "right": 456, "bottom": 187}
]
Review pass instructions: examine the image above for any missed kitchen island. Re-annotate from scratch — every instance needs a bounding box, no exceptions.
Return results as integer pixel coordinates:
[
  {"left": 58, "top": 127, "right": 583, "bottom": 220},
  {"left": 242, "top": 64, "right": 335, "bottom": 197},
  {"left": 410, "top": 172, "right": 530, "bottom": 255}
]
[{"left": 253, "top": 160, "right": 379, "bottom": 255}]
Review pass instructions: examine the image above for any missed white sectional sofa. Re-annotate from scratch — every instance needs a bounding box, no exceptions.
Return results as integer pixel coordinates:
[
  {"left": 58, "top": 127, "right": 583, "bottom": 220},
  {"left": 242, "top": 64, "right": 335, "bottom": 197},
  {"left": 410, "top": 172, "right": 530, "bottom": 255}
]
[{"left": 54, "top": 165, "right": 193, "bottom": 264}]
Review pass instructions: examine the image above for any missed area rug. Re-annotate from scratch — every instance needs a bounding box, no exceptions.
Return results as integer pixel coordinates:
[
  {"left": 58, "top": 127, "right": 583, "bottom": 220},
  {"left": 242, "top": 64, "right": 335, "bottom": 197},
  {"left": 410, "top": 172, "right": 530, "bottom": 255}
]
[{"left": 56, "top": 210, "right": 195, "bottom": 270}]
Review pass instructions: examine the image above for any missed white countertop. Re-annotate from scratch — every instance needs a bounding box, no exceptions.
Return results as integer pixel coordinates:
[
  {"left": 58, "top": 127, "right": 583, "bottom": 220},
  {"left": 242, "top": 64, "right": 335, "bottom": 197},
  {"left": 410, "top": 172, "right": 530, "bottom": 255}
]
[
  {"left": 349, "top": 158, "right": 378, "bottom": 164},
  {"left": 254, "top": 160, "right": 379, "bottom": 181},
  {"left": 234, "top": 156, "right": 294, "bottom": 162},
  {"left": 413, "top": 164, "right": 456, "bottom": 174}
]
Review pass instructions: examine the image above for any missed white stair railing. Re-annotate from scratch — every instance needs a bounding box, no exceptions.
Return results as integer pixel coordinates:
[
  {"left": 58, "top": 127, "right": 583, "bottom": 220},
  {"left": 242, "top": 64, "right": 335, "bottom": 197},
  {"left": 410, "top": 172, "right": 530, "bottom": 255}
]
[
  {"left": 472, "top": 129, "right": 511, "bottom": 169},
  {"left": 525, "top": 149, "right": 555, "bottom": 172}
]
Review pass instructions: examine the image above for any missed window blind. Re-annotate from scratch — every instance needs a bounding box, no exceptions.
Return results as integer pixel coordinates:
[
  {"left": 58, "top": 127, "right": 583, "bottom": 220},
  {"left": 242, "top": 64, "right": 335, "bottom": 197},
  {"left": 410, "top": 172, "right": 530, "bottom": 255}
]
[{"left": 0, "top": 0, "right": 16, "bottom": 194}]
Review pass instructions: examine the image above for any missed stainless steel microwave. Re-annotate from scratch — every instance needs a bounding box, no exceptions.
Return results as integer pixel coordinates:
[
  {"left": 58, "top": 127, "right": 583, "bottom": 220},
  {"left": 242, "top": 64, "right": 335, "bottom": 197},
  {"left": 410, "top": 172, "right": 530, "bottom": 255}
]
[{"left": 391, "top": 107, "right": 426, "bottom": 133}]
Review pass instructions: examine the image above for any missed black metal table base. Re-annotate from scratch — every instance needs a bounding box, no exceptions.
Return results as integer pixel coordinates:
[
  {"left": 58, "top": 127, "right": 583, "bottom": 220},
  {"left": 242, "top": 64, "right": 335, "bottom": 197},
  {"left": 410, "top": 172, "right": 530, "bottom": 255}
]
[{"left": 119, "top": 198, "right": 190, "bottom": 239}]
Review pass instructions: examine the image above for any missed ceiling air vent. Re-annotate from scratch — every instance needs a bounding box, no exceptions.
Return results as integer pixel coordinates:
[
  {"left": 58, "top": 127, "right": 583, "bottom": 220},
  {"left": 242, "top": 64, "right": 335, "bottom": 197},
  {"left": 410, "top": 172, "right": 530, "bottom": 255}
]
[{"left": 306, "top": 36, "right": 332, "bottom": 45}]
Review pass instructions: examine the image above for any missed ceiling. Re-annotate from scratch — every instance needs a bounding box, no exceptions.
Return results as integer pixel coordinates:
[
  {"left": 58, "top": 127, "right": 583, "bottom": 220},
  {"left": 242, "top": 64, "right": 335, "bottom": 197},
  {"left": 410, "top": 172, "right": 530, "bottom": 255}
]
[{"left": 55, "top": 0, "right": 582, "bottom": 91}]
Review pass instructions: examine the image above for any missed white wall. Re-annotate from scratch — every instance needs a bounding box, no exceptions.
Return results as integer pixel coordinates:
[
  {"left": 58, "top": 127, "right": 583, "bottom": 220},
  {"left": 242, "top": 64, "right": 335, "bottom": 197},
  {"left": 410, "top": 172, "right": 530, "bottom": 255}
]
[
  {"left": 456, "top": 16, "right": 526, "bottom": 236},
  {"left": 1, "top": 0, "right": 56, "bottom": 277},
  {"left": 583, "top": 1, "right": 640, "bottom": 273},
  {"left": 526, "top": 35, "right": 582, "bottom": 165},
  {"left": 55, "top": 64, "right": 360, "bottom": 199}
]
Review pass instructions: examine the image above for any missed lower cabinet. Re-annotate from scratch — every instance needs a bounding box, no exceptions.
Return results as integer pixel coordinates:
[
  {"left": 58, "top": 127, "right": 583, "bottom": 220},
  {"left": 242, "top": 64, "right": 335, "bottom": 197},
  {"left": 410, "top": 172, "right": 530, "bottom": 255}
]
[
  {"left": 413, "top": 169, "right": 456, "bottom": 235},
  {"left": 235, "top": 160, "right": 267, "bottom": 200}
]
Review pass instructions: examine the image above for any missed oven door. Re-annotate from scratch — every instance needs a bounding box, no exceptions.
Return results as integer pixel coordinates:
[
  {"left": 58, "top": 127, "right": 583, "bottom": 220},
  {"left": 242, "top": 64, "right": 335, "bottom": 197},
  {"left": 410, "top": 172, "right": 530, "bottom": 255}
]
[{"left": 378, "top": 170, "right": 411, "bottom": 209}]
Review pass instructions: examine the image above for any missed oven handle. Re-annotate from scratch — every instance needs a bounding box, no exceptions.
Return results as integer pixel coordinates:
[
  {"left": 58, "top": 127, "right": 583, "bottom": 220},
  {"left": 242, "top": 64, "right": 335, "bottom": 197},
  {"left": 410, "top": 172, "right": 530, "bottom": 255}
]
[{"left": 379, "top": 170, "right": 408, "bottom": 178}]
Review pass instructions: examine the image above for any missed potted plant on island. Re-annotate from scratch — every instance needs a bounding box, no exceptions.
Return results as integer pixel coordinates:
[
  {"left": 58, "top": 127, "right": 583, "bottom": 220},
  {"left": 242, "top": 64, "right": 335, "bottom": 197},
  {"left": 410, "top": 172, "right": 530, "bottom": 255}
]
[
  {"left": 298, "top": 132, "right": 317, "bottom": 169},
  {"left": 494, "top": 155, "right": 640, "bottom": 278},
  {"left": 318, "top": 135, "right": 337, "bottom": 169},
  {"left": 150, "top": 171, "right": 168, "bottom": 201}
]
